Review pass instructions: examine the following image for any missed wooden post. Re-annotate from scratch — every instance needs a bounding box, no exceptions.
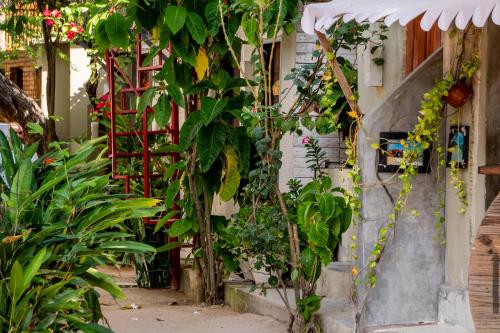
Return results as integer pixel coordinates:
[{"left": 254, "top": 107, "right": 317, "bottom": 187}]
[{"left": 315, "top": 30, "right": 360, "bottom": 115}]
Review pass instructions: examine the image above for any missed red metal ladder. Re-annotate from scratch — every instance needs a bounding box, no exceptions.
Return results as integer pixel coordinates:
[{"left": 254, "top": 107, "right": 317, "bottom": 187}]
[{"left": 105, "top": 33, "right": 181, "bottom": 288}]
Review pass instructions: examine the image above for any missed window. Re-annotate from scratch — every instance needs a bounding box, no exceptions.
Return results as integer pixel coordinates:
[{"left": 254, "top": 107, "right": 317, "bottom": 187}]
[{"left": 10, "top": 67, "right": 23, "bottom": 90}]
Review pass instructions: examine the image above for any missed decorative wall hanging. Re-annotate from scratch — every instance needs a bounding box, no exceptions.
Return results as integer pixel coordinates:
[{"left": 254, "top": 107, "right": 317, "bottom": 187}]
[
  {"left": 447, "top": 125, "right": 469, "bottom": 168},
  {"left": 378, "top": 132, "right": 431, "bottom": 173}
]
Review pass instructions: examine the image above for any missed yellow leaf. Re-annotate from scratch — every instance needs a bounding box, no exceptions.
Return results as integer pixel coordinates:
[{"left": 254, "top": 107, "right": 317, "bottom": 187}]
[
  {"left": 322, "top": 71, "right": 332, "bottom": 81},
  {"left": 2, "top": 235, "right": 22, "bottom": 244},
  {"left": 151, "top": 26, "right": 159, "bottom": 42},
  {"left": 219, "top": 146, "right": 241, "bottom": 202},
  {"left": 347, "top": 110, "right": 358, "bottom": 119},
  {"left": 371, "top": 143, "right": 379, "bottom": 150},
  {"left": 195, "top": 47, "right": 209, "bottom": 82}
]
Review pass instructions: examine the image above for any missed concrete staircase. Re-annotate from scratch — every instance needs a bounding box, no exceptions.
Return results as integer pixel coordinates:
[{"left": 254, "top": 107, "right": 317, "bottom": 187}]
[{"left": 224, "top": 261, "right": 356, "bottom": 333}]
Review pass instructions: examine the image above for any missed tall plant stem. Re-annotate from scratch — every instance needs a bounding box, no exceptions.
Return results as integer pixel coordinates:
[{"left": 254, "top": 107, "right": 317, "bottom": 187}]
[
  {"left": 187, "top": 149, "right": 210, "bottom": 298},
  {"left": 202, "top": 184, "right": 217, "bottom": 304},
  {"left": 274, "top": 183, "right": 301, "bottom": 305}
]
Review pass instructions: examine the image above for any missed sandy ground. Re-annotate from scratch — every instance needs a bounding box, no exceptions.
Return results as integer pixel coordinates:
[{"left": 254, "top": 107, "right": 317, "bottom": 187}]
[
  {"left": 98, "top": 266, "right": 286, "bottom": 333},
  {"left": 100, "top": 288, "right": 286, "bottom": 333}
]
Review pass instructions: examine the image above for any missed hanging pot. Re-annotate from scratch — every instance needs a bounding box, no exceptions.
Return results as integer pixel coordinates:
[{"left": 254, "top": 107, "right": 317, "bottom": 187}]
[{"left": 444, "top": 79, "right": 473, "bottom": 108}]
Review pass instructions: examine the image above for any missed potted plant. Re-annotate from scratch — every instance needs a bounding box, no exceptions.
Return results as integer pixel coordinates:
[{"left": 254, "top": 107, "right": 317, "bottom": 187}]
[{"left": 444, "top": 79, "right": 473, "bottom": 108}]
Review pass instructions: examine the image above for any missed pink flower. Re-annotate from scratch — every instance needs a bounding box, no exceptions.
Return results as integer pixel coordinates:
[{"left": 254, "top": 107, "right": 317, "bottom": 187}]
[
  {"left": 46, "top": 18, "right": 54, "bottom": 27},
  {"left": 302, "top": 137, "right": 310, "bottom": 145},
  {"left": 66, "top": 30, "right": 76, "bottom": 40},
  {"left": 51, "top": 10, "right": 61, "bottom": 18},
  {"left": 69, "top": 22, "right": 77, "bottom": 28},
  {"left": 77, "top": 26, "right": 84, "bottom": 33},
  {"left": 42, "top": 9, "right": 51, "bottom": 17}
]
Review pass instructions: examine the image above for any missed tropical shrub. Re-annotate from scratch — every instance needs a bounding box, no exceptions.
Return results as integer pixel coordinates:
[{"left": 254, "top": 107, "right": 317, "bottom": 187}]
[{"left": 0, "top": 131, "right": 161, "bottom": 332}]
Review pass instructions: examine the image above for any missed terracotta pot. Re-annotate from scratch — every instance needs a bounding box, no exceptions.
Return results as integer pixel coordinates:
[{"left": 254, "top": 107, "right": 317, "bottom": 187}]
[{"left": 444, "top": 79, "right": 473, "bottom": 108}]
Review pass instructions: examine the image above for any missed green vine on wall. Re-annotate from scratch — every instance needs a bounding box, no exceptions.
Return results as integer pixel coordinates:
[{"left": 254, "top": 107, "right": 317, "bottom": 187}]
[{"left": 362, "top": 56, "right": 480, "bottom": 287}]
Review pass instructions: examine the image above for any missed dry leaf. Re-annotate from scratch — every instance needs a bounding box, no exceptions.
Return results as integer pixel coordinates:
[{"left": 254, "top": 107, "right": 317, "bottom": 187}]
[{"left": 2, "top": 235, "right": 22, "bottom": 244}]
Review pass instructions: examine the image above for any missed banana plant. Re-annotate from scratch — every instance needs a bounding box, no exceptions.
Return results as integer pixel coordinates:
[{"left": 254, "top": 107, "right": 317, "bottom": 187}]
[{"left": 0, "top": 131, "right": 162, "bottom": 332}]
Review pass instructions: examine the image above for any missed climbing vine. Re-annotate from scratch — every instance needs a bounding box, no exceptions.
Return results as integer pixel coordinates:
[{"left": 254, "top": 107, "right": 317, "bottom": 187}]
[{"left": 363, "top": 56, "right": 480, "bottom": 288}]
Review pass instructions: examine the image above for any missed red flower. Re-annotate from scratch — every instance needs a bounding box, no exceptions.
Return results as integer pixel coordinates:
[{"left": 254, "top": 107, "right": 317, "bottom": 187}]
[
  {"left": 51, "top": 10, "right": 61, "bottom": 18},
  {"left": 302, "top": 137, "right": 310, "bottom": 145},
  {"left": 67, "top": 30, "right": 76, "bottom": 40},
  {"left": 69, "top": 21, "right": 77, "bottom": 28},
  {"left": 46, "top": 19, "right": 54, "bottom": 27},
  {"left": 43, "top": 157, "right": 55, "bottom": 165},
  {"left": 96, "top": 101, "right": 105, "bottom": 109},
  {"left": 42, "top": 9, "right": 51, "bottom": 17},
  {"left": 77, "top": 26, "right": 84, "bottom": 33},
  {"left": 101, "top": 93, "right": 109, "bottom": 101}
]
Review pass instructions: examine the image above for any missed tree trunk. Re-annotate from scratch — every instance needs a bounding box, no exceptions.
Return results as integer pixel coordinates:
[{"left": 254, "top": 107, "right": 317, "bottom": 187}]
[
  {"left": 0, "top": 72, "right": 46, "bottom": 143},
  {"left": 41, "top": 21, "right": 58, "bottom": 143}
]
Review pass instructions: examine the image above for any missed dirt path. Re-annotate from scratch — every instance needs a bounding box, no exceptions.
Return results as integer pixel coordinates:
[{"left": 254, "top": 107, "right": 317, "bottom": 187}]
[{"left": 100, "top": 287, "right": 286, "bottom": 333}]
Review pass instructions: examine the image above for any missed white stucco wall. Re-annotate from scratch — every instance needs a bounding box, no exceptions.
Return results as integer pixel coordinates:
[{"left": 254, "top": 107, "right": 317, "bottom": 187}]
[
  {"left": 40, "top": 44, "right": 71, "bottom": 140},
  {"left": 69, "top": 45, "right": 91, "bottom": 140}
]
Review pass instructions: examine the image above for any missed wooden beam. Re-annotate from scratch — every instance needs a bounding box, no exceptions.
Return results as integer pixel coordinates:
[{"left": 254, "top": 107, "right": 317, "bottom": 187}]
[
  {"left": 315, "top": 30, "right": 359, "bottom": 114},
  {"left": 479, "top": 165, "right": 500, "bottom": 175}
]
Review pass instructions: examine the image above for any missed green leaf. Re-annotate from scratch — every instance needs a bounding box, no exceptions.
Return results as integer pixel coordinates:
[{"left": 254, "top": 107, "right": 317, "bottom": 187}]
[
  {"left": 197, "top": 122, "right": 227, "bottom": 172},
  {"left": 22, "top": 247, "right": 47, "bottom": 292},
  {"left": 72, "top": 322, "right": 114, "bottom": 333},
  {"left": 318, "top": 193, "right": 336, "bottom": 222},
  {"left": 205, "top": 0, "right": 221, "bottom": 36},
  {"left": 200, "top": 97, "right": 228, "bottom": 125},
  {"left": 154, "top": 211, "right": 179, "bottom": 233},
  {"left": 138, "top": 87, "right": 156, "bottom": 113},
  {"left": 241, "top": 13, "right": 258, "bottom": 45},
  {"left": 233, "top": 127, "right": 250, "bottom": 176},
  {"left": 300, "top": 248, "right": 315, "bottom": 279},
  {"left": 180, "top": 111, "right": 202, "bottom": 149},
  {"left": 0, "top": 131, "right": 14, "bottom": 185},
  {"left": 157, "top": 242, "right": 182, "bottom": 252},
  {"left": 11, "top": 159, "right": 33, "bottom": 205},
  {"left": 142, "top": 45, "right": 160, "bottom": 67},
  {"left": 154, "top": 94, "right": 171, "bottom": 128},
  {"left": 168, "top": 219, "right": 193, "bottom": 237},
  {"left": 26, "top": 122, "right": 44, "bottom": 135},
  {"left": 10, "top": 261, "right": 24, "bottom": 303},
  {"left": 85, "top": 268, "right": 125, "bottom": 300},
  {"left": 310, "top": 220, "right": 329, "bottom": 248},
  {"left": 98, "top": 241, "right": 156, "bottom": 253},
  {"left": 105, "top": 13, "right": 130, "bottom": 48},
  {"left": 165, "top": 5, "right": 187, "bottom": 35},
  {"left": 95, "top": 21, "right": 110, "bottom": 50},
  {"left": 166, "top": 85, "right": 185, "bottom": 108},
  {"left": 186, "top": 12, "right": 206, "bottom": 44},
  {"left": 165, "top": 179, "right": 181, "bottom": 208},
  {"left": 291, "top": 269, "right": 299, "bottom": 281},
  {"left": 219, "top": 146, "right": 241, "bottom": 202}
]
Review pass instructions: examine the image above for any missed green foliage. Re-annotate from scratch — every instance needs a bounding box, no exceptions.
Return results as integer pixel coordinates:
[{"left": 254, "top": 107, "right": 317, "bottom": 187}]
[
  {"left": 0, "top": 135, "right": 160, "bottom": 332},
  {"left": 304, "top": 137, "right": 327, "bottom": 178},
  {"left": 105, "top": 13, "right": 130, "bottom": 48}
]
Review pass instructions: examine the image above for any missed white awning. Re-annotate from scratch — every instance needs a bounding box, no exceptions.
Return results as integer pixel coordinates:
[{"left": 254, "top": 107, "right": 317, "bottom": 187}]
[{"left": 301, "top": 0, "right": 500, "bottom": 35}]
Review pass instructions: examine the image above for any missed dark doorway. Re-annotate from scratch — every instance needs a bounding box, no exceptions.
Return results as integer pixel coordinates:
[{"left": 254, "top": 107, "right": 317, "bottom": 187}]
[{"left": 10, "top": 67, "right": 24, "bottom": 90}]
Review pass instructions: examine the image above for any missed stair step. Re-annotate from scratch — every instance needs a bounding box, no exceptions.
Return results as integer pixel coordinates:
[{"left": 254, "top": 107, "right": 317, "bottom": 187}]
[
  {"left": 316, "top": 261, "right": 353, "bottom": 300},
  {"left": 224, "top": 284, "right": 354, "bottom": 333},
  {"left": 367, "top": 323, "right": 472, "bottom": 333}
]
